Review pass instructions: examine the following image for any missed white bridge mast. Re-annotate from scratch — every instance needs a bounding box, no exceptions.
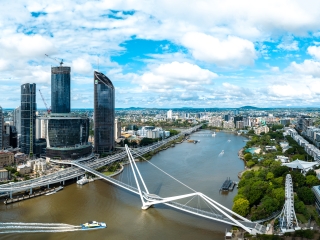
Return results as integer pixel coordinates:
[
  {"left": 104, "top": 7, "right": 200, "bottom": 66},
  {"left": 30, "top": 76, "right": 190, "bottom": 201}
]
[{"left": 279, "top": 174, "right": 300, "bottom": 232}]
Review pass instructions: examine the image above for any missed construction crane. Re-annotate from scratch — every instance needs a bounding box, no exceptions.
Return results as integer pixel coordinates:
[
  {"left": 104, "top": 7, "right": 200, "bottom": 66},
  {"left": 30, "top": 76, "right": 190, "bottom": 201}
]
[
  {"left": 45, "top": 54, "right": 64, "bottom": 66},
  {"left": 39, "top": 89, "right": 51, "bottom": 114}
]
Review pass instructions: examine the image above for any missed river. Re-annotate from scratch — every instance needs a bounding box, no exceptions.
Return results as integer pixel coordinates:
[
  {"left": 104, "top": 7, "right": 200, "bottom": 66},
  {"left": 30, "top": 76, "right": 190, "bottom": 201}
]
[{"left": 0, "top": 130, "right": 246, "bottom": 240}]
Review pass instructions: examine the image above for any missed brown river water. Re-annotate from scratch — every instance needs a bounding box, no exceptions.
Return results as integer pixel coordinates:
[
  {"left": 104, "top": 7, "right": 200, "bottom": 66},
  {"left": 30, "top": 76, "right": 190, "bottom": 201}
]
[{"left": 0, "top": 130, "right": 246, "bottom": 240}]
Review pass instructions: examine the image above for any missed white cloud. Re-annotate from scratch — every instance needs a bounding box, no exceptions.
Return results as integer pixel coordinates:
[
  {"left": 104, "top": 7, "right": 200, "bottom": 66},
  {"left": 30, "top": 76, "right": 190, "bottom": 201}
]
[
  {"left": 181, "top": 32, "right": 256, "bottom": 67},
  {"left": 277, "top": 41, "right": 298, "bottom": 51},
  {"left": 72, "top": 58, "right": 93, "bottom": 74},
  {"left": 288, "top": 60, "right": 320, "bottom": 77},
  {"left": 307, "top": 46, "right": 320, "bottom": 60},
  {"left": 0, "top": 34, "right": 55, "bottom": 58},
  {"left": 137, "top": 61, "right": 217, "bottom": 90}
]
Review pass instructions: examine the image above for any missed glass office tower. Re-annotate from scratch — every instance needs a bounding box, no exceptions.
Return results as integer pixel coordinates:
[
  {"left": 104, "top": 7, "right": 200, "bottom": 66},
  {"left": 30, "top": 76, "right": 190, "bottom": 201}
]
[
  {"left": 0, "top": 106, "right": 2, "bottom": 150},
  {"left": 51, "top": 67, "right": 71, "bottom": 113},
  {"left": 94, "top": 71, "right": 115, "bottom": 153},
  {"left": 21, "top": 83, "right": 36, "bottom": 155}
]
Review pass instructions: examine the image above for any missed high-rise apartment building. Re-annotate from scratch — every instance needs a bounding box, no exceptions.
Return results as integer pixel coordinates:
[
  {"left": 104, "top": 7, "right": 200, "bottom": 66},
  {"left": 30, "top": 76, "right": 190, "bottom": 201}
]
[
  {"left": 114, "top": 119, "right": 121, "bottom": 140},
  {"left": 51, "top": 67, "right": 71, "bottom": 113},
  {"left": 0, "top": 106, "right": 3, "bottom": 150},
  {"left": 94, "top": 71, "right": 115, "bottom": 153},
  {"left": 167, "top": 110, "right": 172, "bottom": 119},
  {"left": 21, "top": 83, "right": 36, "bottom": 155},
  {"left": 13, "top": 106, "right": 21, "bottom": 134}
]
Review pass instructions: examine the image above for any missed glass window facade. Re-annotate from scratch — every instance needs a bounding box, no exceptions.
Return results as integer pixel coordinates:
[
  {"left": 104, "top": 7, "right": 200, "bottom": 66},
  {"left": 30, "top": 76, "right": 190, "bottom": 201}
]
[
  {"left": 94, "top": 71, "right": 115, "bottom": 153},
  {"left": 51, "top": 67, "right": 71, "bottom": 113},
  {"left": 47, "top": 117, "right": 89, "bottom": 147},
  {"left": 21, "top": 83, "right": 36, "bottom": 155},
  {"left": 0, "top": 106, "right": 2, "bottom": 149}
]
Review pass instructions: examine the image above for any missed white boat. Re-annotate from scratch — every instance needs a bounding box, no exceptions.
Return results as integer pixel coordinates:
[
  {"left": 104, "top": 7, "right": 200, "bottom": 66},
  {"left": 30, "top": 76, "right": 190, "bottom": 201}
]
[
  {"left": 81, "top": 221, "right": 107, "bottom": 229},
  {"left": 45, "top": 186, "right": 63, "bottom": 196},
  {"left": 212, "top": 132, "right": 216, "bottom": 137},
  {"left": 227, "top": 139, "right": 231, "bottom": 142},
  {"left": 77, "top": 176, "right": 89, "bottom": 185}
]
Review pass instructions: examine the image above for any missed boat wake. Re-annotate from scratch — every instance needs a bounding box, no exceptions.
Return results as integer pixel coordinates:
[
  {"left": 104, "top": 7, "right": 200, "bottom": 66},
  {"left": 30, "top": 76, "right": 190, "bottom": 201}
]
[{"left": 0, "top": 222, "right": 82, "bottom": 234}]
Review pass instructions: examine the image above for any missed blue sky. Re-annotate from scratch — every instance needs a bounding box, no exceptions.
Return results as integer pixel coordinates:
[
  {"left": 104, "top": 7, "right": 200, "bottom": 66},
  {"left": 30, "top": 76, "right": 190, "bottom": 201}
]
[{"left": 2, "top": 1, "right": 320, "bottom": 109}]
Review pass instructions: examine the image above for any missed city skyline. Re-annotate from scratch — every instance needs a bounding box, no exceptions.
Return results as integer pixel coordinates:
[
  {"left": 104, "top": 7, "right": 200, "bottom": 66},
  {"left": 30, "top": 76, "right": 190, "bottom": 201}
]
[{"left": 2, "top": 1, "right": 320, "bottom": 108}]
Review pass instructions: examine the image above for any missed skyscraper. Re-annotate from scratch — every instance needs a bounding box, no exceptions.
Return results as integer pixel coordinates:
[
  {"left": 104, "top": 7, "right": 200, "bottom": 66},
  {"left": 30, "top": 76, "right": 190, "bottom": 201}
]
[
  {"left": 41, "top": 65, "right": 91, "bottom": 160},
  {"left": 13, "top": 106, "right": 21, "bottom": 134},
  {"left": 0, "top": 106, "right": 3, "bottom": 150},
  {"left": 51, "top": 66, "right": 71, "bottom": 113},
  {"left": 94, "top": 71, "right": 115, "bottom": 153},
  {"left": 21, "top": 83, "right": 36, "bottom": 155}
]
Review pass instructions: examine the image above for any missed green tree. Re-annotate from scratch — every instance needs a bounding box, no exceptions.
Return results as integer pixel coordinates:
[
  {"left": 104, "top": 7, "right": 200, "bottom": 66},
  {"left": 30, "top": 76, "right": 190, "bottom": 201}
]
[
  {"left": 291, "top": 171, "right": 306, "bottom": 189},
  {"left": 246, "top": 161, "right": 255, "bottom": 168},
  {"left": 271, "top": 188, "right": 285, "bottom": 206},
  {"left": 243, "top": 153, "right": 252, "bottom": 161},
  {"left": 297, "top": 186, "right": 315, "bottom": 205},
  {"left": 266, "top": 172, "right": 274, "bottom": 181},
  {"left": 306, "top": 175, "right": 319, "bottom": 186},
  {"left": 232, "top": 198, "right": 250, "bottom": 216}
]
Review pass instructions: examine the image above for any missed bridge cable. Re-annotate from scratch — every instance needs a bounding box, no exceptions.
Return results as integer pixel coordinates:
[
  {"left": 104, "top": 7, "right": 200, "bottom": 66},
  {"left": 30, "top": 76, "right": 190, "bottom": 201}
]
[{"left": 131, "top": 149, "right": 197, "bottom": 193}]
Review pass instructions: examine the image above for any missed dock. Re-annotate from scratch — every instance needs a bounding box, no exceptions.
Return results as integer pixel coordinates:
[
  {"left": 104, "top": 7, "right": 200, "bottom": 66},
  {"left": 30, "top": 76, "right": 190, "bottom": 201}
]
[
  {"left": 3, "top": 187, "right": 63, "bottom": 205},
  {"left": 220, "top": 178, "right": 236, "bottom": 191}
]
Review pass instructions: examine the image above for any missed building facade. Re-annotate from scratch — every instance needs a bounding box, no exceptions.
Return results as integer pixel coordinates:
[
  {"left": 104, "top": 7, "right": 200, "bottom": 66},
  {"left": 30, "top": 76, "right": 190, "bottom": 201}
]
[
  {"left": 0, "top": 151, "right": 14, "bottom": 167},
  {"left": 94, "top": 71, "right": 115, "bottom": 153},
  {"left": 21, "top": 83, "right": 36, "bottom": 155},
  {"left": 0, "top": 106, "right": 2, "bottom": 150},
  {"left": 13, "top": 106, "right": 21, "bottom": 134},
  {"left": 51, "top": 67, "right": 71, "bottom": 114}
]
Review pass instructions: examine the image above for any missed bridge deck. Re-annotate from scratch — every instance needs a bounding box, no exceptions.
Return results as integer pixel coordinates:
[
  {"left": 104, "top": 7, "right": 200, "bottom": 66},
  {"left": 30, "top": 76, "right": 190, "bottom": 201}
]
[{"left": 73, "top": 162, "right": 266, "bottom": 234}]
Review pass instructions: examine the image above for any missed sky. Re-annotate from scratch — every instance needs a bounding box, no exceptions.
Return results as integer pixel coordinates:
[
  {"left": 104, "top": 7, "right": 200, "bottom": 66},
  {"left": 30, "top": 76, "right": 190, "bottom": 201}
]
[{"left": 2, "top": 0, "right": 320, "bottom": 109}]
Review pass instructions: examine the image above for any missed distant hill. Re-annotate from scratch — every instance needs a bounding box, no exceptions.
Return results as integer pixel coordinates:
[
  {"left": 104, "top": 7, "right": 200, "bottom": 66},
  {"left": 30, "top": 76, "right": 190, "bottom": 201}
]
[{"left": 239, "top": 106, "right": 259, "bottom": 109}]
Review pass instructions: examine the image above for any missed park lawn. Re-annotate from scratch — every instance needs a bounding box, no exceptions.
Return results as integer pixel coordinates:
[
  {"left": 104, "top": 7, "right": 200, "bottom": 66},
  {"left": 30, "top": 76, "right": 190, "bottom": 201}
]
[
  {"left": 102, "top": 171, "right": 115, "bottom": 176},
  {"left": 306, "top": 205, "right": 320, "bottom": 226},
  {"left": 296, "top": 213, "right": 308, "bottom": 224}
]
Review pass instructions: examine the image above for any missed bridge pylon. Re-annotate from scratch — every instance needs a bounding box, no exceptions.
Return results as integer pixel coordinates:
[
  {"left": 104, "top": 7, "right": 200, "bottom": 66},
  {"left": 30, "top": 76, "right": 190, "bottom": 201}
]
[
  {"left": 278, "top": 174, "right": 300, "bottom": 233},
  {"left": 124, "top": 145, "right": 266, "bottom": 234}
]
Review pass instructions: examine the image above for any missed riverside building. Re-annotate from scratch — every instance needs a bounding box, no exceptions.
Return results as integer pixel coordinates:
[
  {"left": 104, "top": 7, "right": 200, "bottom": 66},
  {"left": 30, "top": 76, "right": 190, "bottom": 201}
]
[
  {"left": 94, "top": 71, "right": 115, "bottom": 153},
  {"left": 21, "top": 83, "right": 36, "bottom": 155},
  {"left": 40, "top": 65, "right": 91, "bottom": 160}
]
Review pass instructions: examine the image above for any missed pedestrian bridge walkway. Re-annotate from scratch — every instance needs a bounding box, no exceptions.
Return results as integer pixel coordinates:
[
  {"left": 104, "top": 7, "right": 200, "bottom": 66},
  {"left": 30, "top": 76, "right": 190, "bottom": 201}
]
[{"left": 71, "top": 146, "right": 266, "bottom": 235}]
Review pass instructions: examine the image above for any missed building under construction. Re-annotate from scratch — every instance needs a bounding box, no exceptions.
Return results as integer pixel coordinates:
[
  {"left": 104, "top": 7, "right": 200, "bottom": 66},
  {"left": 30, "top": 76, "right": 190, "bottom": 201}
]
[{"left": 39, "top": 63, "right": 91, "bottom": 160}]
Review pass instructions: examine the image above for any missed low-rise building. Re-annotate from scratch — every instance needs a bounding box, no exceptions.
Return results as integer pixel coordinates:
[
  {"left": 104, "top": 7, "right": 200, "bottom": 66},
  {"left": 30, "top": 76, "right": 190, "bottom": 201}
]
[
  {"left": 254, "top": 125, "right": 269, "bottom": 135},
  {"left": 0, "top": 151, "right": 14, "bottom": 167},
  {"left": 276, "top": 155, "right": 289, "bottom": 163},
  {"left": 17, "top": 165, "right": 32, "bottom": 175},
  {"left": 0, "top": 168, "right": 10, "bottom": 181}
]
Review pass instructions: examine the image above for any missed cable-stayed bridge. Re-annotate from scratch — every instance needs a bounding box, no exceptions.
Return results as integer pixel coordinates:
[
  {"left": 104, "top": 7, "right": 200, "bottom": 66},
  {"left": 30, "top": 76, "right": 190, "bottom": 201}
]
[{"left": 69, "top": 145, "right": 266, "bottom": 234}]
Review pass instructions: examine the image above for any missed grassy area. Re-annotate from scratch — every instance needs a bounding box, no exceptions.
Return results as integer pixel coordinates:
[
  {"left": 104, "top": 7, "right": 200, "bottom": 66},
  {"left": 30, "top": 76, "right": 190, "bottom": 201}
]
[
  {"left": 306, "top": 205, "right": 320, "bottom": 225},
  {"left": 239, "top": 166, "right": 266, "bottom": 178},
  {"left": 296, "top": 213, "right": 308, "bottom": 224},
  {"left": 102, "top": 171, "right": 115, "bottom": 176}
]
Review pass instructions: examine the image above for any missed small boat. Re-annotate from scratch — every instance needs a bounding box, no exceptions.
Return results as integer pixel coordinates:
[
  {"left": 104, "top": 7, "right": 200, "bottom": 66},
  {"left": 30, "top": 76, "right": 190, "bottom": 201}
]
[
  {"left": 77, "top": 176, "right": 89, "bottom": 185},
  {"left": 81, "top": 221, "right": 107, "bottom": 229},
  {"left": 227, "top": 139, "right": 231, "bottom": 142},
  {"left": 45, "top": 186, "right": 63, "bottom": 196},
  {"left": 212, "top": 132, "right": 216, "bottom": 137}
]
